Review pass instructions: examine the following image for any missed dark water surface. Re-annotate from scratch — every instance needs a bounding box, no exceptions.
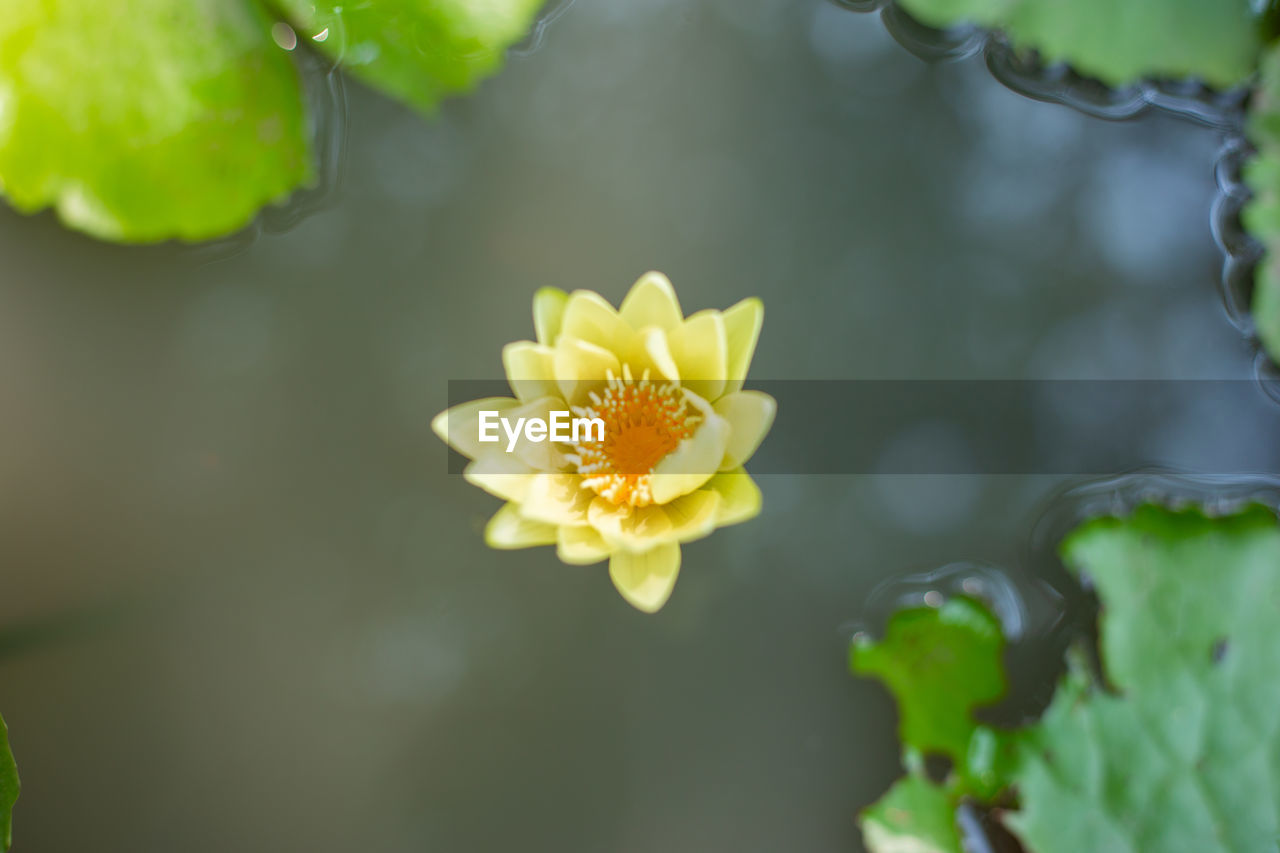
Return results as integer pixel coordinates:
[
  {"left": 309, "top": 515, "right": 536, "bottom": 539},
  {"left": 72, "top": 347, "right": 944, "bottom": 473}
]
[{"left": 0, "top": 1, "right": 1268, "bottom": 851}]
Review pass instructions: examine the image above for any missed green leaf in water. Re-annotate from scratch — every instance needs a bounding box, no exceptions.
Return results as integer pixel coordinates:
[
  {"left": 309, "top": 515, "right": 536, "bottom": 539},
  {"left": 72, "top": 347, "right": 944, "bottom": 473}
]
[
  {"left": 0, "top": 0, "right": 313, "bottom": 243},
  {"left": 0, "top": 0, "right": 544, "bottom": 243},
  {"left": 860, "top": 774, "right": 964, "bottom": 853},
  {"left": 852, "top": 595, "right": 1013, "bottom": 846},
  {"left": 0, "top": 714, "right": 17, "bottom": 851},
  {"left": 273, "top": 0, "right": 547, "bottom": 113},
  {"left": 1010, "top": 504, "right": 1280, "bottom": 852},
  {"left": 850, "top": 595, "right": 1006, "bottom": 772},
  {"left": 896, "top": 0, "right": 1260, "bottom": 88},
  {"left": 1243, "top": 44, "right": 1280, "bottom": 367},
  {"left": 854, "top": 504, "right": 1280, "bottom": 853}
]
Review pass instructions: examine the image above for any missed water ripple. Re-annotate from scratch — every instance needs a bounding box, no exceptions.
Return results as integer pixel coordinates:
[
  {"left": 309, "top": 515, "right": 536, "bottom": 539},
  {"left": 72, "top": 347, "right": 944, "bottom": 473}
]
[
  {"left": 194, "top": 43, "right": 350, "bottom": 262},
  {"left": 826, "top": 0, "right": 1278, "bottom": 395}
]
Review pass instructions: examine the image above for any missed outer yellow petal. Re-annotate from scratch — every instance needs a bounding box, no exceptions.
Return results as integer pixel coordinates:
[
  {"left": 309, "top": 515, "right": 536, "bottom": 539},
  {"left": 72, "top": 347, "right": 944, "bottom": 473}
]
[
  {"left": 660, "top": 488, "right": 722, "bottom": 544},
  {"left": 503, "top": 341, "right": 559, "bottom": 401},
  {"left": 668, "top": 309, "right": 728, "bottom": 403},
  {"left": 557, "top": 525, "right": 611, "bottom": 565},
  {"left": 560, "top": 290, "right": 634, "bottom": 353},
  {"left": 649, "top": 391, "right": 730, "bottom": 505},
  {"left": 721, "top": 297, "right": 763, "bottom": 396},
  {"left": 432, "top": 397, "right": 520, "bottom": 460},
  {"left": 619, "top": 271, "right": 683, "bottom": 331},
  {"left": 485, "top": 503, "right": 558, "bottom": 549},
  {"left": 609, "top": 543, "right": 681, "bottom": 613},
  {"left": 626, "top": 326, "right": 680, "bottom": 382},
  {"left": 464, "top": 453, "right": 536, "bottom": 503},
  {"left": 713, "top": 390, "right": 776, "bottom": 470},
  {"left": 533, "top": 287, "right": 569, "bottom": 345},
  {"left": 588, "top": 499, "right": 674, "bottom": 550},
  {"left": 703, "top": 469, "right": 763, "bottom": 526},
  {"left": 521, "top": 472, "right": 593, "bottom": 526},
  {"left": 588, "top": 491, "right": 721, "bottom": 549},
  {"left": 553, "top": 336, "right": 621, "bottom": 406}
]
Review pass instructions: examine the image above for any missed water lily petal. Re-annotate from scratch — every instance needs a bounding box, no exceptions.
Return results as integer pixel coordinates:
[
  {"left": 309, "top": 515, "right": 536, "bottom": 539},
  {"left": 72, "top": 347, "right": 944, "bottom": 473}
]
[
  {"left": 503, "top": 396, "right": 574, "bottom": 471},
  {"left": 619, "top": 271, "right": 683, "bottom": 331},
  {"left": 533, "top": 286, "right": 569, "bottom": 345},
  {"left": 432, "top": 396, "right": 520, "bottom": 460},
  {"left": 588, "top": 498, "right": 674, "bottom": 549},
  {"left": 485, "top": 502, "right": 558, "bottom": 549},
  {"left": 521, "top": 472, "right": 593, "bottom": 526},
  {"left": 464, "top": 453, "right": 536, "bottom": 502},
  {"left": 627, "top": 326, "right": 681, "bottom": 382},
  {"left": 649, "top": 391, "right": 730, "bottom": 505},
  {"left": 557, "top": 524, "right": 611, "bottom": 565},
  {"left": 560, "top": 289, "right": 634, "bottom": 353},
  {"left": 704, "top": 469, "right": 763, "bottom": 526},
  {"left": 503, "top": 340, "right": 559, "bottom": 401},
  {"left": 713, "top": 390, "right": 776, "bottom": 470},
  {"left": 669, "top": 309, "right": 728, "bottom": 403},
  {"left": 554, "top": 335, "right": 621, "bottom": 406},
  {"left": 660, "top": 488, "right": 722, "bottom": 543},
  {"left": 609, "top": 543, "right": 681, "bottom": 613},
  {"left": 721, "top": 297, "right": 763, "bottom": 395}
]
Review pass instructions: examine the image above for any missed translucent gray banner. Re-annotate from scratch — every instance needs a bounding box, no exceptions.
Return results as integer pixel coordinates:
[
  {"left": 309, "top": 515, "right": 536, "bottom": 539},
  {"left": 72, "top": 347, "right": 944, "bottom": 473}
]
[{"left": 444, "top": 380, "right": 1280, "bottom": 475}]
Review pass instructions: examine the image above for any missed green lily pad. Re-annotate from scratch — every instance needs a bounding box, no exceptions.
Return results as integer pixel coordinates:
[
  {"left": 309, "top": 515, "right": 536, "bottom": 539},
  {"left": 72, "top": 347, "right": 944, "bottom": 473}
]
[
  {"left": 0, "top": 0, "right": 544, "bottom": 243},
  {"left": 1010, "top": 504, "right": 1280, "bottom": 852},
  {"left": 851, "top": 595, "right": 1007, "bottom": 770},
  {"left": 1256, "top": 263, "right": 1280, "bottom": 367},
  {"left": 0, "top": 714, "right": 17, "bottom": 851},
  {"left": 0, "top": 0, "right": 313, "bottom": 243},
  {"left": 854, "top": 504, "right": 1280, "bottom": 853},
  {"left": 896, "top": 0, "right": 1260, "bottom": 88},
  {"left": 1243, "top": 44, "right": 1280, "bottom": 366},
  {"left": 273, "top": 0, "right": 547, "bottom": 113}
]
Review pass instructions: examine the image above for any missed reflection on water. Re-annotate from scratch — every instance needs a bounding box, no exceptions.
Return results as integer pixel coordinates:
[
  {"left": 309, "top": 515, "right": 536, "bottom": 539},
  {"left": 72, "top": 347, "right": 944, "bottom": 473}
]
[
  {"left": 834, "top": 0, "right": 1247, "bottom": 127},
  {"left": 1212, "top": 137, "right": 1280, "bottom": 396},
  {"left": 0, "top": 0, "right": 1271, "bottom": 850}
]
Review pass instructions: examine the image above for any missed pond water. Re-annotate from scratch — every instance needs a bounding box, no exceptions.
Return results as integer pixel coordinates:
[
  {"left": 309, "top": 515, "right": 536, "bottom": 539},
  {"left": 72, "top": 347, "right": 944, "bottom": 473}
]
[{"left": 0, "top": 1, "right": 1272, "bottom": 851}]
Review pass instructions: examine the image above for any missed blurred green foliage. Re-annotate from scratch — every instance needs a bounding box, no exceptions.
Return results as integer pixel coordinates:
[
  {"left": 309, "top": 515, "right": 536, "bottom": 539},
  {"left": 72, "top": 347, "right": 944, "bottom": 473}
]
[
  {"left": 0, "top": 0, "right": 543, "bottom": 243},
  {"left": 854, "top": 504, "right": 1280, "bottom": 852},
  {"left": 0, "top": 714, "right": 16, "bottom": 852},
  {"left": 272, "top": 0, "right": 545, "bottom": 113},
  {"left": 1245, "top": 46, "right": 1280, "bottom": 367},
  {"left": 0, "top": 1, "right": 310, "bottom": 243},
  {"left": 898, "top": 0, "right": 1260, "bottom": 88}
]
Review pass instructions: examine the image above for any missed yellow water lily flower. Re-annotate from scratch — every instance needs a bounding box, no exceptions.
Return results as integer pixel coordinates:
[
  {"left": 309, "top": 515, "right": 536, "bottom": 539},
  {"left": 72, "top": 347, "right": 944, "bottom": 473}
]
[{"left": 433, "top": 272, "right": 775, "bottom": 612}]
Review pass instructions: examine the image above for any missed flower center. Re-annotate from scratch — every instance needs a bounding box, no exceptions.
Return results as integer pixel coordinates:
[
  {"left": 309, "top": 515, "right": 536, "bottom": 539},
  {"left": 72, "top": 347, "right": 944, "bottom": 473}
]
[{"left": 568, "top": 367, "right": 701, "bottom": 507}]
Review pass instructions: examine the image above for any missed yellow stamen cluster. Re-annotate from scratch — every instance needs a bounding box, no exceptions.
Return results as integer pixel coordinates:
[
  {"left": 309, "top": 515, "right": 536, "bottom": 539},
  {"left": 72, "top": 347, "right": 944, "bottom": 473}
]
[{"left": 567, "top": 366, "right": 701, "bottom": 507}]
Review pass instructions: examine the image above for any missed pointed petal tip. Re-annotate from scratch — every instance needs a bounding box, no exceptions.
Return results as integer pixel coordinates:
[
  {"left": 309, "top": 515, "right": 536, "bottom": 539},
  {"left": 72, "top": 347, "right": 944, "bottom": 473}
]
[
  {"left": 706, "top": 469, "right": 763, "bottom": 527},
  {"left": 484, "top": 503, "right": 558, "bottom": 550},
  {"left": 620, "top": 271, "right": 684, "bottom": 331},
  {"left": 430, "top": 409, "right": 450, "bottom": 444},
  {"left": 608, "top": 543, "right": 681, "bottom": 613},
  {"left": 715, "top": 389, "right": 776, "bottom": 470},
  {"left": 532, "top": 286, "right": 570, "bottom": 345},
  {"left": 556, "top": 524, "right": 612, "bottom": 565}
]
